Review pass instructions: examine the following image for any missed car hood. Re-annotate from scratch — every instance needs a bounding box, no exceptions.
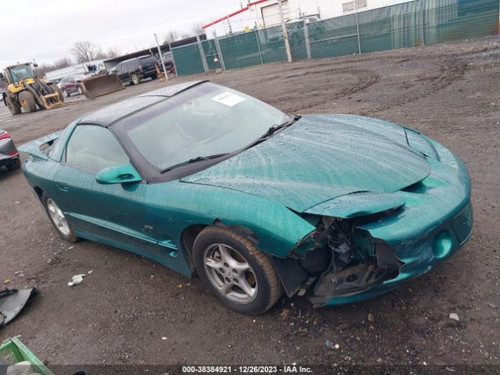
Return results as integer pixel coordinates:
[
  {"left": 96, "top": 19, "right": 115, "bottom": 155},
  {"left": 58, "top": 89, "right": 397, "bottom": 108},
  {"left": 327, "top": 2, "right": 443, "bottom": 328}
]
[{"left": 181, "top": 114, "right": 431, "bottom": 215}]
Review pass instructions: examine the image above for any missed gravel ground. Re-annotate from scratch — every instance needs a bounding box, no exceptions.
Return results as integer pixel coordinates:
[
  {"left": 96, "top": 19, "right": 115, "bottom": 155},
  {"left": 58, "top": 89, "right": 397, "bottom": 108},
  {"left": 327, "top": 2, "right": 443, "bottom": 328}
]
[{"left": 0, "top": 36, "right": 499, "bottom": 374}]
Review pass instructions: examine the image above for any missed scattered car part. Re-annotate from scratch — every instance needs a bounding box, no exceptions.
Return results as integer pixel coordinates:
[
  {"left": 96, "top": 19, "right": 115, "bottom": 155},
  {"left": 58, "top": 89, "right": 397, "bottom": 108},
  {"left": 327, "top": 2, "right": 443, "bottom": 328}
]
[{"left": 0, "top": 288, "right": 36, "bottom": 327}]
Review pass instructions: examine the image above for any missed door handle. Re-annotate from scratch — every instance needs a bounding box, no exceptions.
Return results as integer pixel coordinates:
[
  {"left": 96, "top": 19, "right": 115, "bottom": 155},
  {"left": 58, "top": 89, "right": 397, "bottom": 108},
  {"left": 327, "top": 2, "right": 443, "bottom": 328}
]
[{"left": 56, "top": 183, "right": 69, "bottom": 192}]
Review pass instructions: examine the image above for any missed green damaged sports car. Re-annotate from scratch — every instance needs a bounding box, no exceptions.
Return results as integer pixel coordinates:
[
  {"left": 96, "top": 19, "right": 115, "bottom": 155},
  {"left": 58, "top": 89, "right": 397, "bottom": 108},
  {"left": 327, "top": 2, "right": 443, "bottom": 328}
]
[{"left": 20, "top": 81, "right": 472, "bottom": 314}]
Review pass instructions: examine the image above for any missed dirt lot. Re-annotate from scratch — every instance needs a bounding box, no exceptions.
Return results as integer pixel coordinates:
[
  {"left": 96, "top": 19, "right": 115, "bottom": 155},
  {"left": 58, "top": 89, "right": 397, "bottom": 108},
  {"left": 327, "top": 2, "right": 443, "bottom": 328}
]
[{"left": 1, "top": 36, "right": 499, "bottom": 374}]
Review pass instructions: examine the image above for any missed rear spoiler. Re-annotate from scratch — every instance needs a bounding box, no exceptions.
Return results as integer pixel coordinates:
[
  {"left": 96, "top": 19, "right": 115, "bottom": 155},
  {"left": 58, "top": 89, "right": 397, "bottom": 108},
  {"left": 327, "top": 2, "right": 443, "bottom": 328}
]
[{"left": 18, "top": 130, "right": 63, "bottom": 160}]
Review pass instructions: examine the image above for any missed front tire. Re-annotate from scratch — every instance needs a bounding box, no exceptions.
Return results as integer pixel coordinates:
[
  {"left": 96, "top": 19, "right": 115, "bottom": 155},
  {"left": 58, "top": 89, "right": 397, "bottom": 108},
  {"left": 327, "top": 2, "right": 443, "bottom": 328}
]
[
  {"left": 19, "top": 91, "right": 37, "bottom": 112},
  {"left": 63, "top": 89, "right": 70, "bottom": 97},
  {"left": 193, "top": 226, "right": 282, "bottom": 315},
  {"left": 42, "top": 193, "right": 78, "bottom": 242},
  {"left": 5, "top": 96, "right": 21, "bottom": 115}
]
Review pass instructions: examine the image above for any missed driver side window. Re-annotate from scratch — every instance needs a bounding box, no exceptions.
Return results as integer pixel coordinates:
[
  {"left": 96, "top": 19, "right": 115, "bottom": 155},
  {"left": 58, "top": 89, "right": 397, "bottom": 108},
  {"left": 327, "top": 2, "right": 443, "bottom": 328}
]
[{"left": 65, "top": 125, "right": 129, "bottom": 172}]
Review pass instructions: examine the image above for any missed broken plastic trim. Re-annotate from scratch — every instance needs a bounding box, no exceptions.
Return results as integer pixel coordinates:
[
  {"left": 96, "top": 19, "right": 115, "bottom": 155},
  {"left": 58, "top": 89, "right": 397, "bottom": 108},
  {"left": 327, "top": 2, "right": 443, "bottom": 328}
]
[
  {"left": 283, "top": 216, "right": 403, "bottom": 306},
  {"left": 0, "top": 288, "right": 37, "bottom": 327},
  {"left": 311, "top": 219, "right": 403, "bottom": 306}
]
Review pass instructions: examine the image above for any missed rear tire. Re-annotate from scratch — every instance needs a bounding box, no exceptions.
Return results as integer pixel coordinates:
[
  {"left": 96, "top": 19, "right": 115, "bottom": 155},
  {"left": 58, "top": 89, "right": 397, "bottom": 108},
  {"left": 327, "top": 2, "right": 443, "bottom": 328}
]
[
  {"left": 19, "top": 91, "right": 37, "bottom": 112},
  {"left": 6, "top": 158, "right": 20, "bottom": 171},
  {"left": 131, "top": 74, "right": 140, "bottom": 85},
  {"left": 42, "top": 193, "right": 78, "bottom": 243},
  {"left": 193, "top": 226, "right": 282, "bottom": 315}
]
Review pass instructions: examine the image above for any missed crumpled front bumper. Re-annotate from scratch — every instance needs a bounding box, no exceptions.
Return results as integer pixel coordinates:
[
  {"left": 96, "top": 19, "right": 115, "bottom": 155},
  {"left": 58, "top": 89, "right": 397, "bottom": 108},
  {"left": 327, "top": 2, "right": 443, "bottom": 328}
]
[{"left": 312, "top": 201, "right": 472, "bottom": 307}]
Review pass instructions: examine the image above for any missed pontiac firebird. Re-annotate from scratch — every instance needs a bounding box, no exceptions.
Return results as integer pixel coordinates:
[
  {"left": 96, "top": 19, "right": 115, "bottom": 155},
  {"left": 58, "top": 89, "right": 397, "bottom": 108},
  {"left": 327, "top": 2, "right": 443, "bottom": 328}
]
[{"left": 19, "top": 81, "right": 472, "bottom": 314}]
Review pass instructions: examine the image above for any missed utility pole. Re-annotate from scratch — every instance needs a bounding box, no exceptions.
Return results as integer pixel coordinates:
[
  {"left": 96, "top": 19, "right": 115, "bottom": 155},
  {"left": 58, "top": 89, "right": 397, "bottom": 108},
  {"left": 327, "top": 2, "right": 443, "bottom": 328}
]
[
  {"left": 277, "top": 0, "right": 292, "bottom": 63},
  {"left": 154, "top": 33, "right": 168, "bottom": 81},
  {"left": 304, "top": 18, "right": 311, "bottom": 59},
  {"left": 354, "top": 0, "right": 362, "bottom": 55}
]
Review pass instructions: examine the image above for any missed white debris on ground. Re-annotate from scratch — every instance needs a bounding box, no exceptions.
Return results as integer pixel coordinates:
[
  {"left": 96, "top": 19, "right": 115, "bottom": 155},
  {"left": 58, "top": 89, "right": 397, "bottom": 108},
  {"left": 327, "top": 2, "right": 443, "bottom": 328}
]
[
  {"left": 449, "top": 313, "right": 460, "bottom": 321},
  {"left": 6, "top": 361, "right": 41, "bottom": 375},
  {"left": 68, "top": 274, "right": 86, "bottom": 287}
]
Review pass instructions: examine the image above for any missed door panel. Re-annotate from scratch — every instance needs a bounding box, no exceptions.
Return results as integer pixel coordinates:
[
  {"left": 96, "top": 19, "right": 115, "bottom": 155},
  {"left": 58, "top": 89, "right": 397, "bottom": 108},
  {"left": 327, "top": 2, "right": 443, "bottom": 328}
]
[
  {"left": 53, "top": 123, "right": 169, "bottom": 262},
  {"left": 54, "top": 165, "right": 151, "bottom": 251}
]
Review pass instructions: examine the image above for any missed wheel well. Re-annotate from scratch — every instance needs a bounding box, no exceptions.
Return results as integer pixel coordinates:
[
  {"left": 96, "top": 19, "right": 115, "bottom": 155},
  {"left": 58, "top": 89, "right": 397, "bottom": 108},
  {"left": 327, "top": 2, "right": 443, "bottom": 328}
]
[
  {"left": 33, "top": 186, "right": 44, "bottom": 201},
  {"left": 181, "top": 224, "right": 207, "bottom": 261},
  {"left": 180, "top": 221, "right": 259, "bottom": 261}
]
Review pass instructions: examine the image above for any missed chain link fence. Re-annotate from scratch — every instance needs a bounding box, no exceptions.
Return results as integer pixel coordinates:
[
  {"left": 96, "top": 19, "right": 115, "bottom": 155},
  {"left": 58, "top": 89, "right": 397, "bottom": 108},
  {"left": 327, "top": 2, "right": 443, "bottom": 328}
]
[{"left": 172, "top": 0, "right": 499, "bottom": 76}]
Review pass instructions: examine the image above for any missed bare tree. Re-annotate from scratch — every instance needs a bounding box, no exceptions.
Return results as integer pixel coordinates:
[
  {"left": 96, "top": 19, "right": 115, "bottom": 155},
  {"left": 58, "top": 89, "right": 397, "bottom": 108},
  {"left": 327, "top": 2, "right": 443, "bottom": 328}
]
[
  {"left": 71, "top": 41, "right": 103, "bottom": 63},
  {"left": 164, "top": 31, "right": 179, "bottom": 44},
  {"left": 52, "top": 57, "right": 72, "bottom": 69},
  {"left": 104, "top": 47, "right": 120, "bottom": 59},
  {"left": 36, "top": 57, "right": 72, "bottom": 75},
  {"left": 192, "top": 23, "right": 204, "bottom": 36}
]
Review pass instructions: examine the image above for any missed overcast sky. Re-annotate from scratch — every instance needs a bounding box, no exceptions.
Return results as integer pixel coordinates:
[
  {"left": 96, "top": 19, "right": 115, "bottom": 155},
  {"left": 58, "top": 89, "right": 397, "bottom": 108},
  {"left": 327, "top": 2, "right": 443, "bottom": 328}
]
[{"left": 0, "top": 0, "right": 242, "bottom": 68}]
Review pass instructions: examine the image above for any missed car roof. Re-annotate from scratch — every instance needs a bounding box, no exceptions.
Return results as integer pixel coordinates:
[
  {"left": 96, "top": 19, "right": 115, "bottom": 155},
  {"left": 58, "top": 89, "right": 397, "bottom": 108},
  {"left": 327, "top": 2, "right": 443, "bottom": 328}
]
[
  {"left": 77, "top": 80, "right": 206, "bottom": 126},
  {"left": 120, "top": 55, "right": 155, "bottom": 63}
]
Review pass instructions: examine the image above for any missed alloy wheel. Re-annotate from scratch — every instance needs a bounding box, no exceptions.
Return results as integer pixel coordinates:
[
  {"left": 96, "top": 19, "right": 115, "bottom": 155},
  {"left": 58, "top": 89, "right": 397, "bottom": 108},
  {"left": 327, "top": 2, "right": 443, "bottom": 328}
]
[{"left": 203, "top": 243, "right": 258, "bottom": 304}]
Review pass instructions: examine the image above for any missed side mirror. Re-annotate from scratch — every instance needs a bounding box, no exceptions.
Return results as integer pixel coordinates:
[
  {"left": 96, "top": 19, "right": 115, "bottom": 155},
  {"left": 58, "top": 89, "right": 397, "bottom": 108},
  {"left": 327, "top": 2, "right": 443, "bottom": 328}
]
[
  {"left": 95, "top": 164, "right": 142, "bottom": 185},
  {"left": 0, "top": 73, "right": 4, "bottom": 80}
]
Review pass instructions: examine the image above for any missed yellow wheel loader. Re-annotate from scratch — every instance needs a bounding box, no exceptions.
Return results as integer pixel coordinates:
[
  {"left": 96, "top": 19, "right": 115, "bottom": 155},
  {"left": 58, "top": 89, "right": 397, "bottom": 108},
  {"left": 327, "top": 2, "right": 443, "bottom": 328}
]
[{"left": 0, "top": 63, "right": 64, "bottom": 115}]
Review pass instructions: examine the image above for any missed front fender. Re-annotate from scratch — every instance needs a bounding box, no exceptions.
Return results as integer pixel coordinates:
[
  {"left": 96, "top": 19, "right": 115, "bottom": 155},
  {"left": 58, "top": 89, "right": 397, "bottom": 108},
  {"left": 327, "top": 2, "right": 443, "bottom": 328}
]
[{"left": 146, "top": 181, "right": 315, "bottom": 259}]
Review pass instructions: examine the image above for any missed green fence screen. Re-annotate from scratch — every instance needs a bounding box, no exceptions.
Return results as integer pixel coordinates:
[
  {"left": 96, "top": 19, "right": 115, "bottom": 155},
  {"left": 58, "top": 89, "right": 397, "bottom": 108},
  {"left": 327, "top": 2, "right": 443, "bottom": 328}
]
[
  {"left": 172, "top": 0, "right": 499, "bottom": 76},
  {"left": 172, "top": 43, "right": 205, "bottom": 76}
]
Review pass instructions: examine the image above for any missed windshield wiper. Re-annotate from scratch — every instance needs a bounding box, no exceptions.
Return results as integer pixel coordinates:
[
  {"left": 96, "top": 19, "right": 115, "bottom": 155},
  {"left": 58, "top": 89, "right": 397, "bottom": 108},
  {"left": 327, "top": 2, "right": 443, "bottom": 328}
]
[
  {"left": 256, "top": 115, "right": 301, "bottom": 142},
  {"left": 161, "top": 153, "right": 228, "bottom": 173}
]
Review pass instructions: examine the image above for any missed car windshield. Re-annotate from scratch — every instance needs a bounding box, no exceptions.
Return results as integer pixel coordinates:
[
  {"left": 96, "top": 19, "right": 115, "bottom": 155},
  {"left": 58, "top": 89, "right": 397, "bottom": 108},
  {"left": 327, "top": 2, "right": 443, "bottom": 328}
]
[{"left": 116, "top": 82, "right": 290, "bottom": 171}]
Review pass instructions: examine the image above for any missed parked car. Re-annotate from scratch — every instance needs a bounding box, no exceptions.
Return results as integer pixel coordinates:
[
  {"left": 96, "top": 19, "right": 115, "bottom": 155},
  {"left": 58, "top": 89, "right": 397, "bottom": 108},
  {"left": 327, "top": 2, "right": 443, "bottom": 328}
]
[
  {"left": 46, "top": 78, "right": 61, "bottom": 86},
  {"left": 161, "top": 52, "right": 176, "bottom": 74},
  {"left": 19, "top": 81, "right": 472, "bottom": 314},
  {"left": 0, "top": 130, "right": 20, "bottom": 171},
  {"left": 58, "top": 76, "right": 85, "bottom": 97},
  {"left": 109, "top": 55, "right": 159, "bottom": 85}
]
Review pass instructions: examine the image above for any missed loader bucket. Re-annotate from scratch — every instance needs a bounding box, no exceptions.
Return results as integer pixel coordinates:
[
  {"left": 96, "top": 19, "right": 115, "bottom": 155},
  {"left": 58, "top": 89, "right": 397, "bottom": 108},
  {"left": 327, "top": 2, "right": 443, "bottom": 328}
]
[
  {"left": 82, "top": 74, "right": 124, "bottom": 99},
  {"left": 38, "top": 93, "right": 65, "bottom": 109}
]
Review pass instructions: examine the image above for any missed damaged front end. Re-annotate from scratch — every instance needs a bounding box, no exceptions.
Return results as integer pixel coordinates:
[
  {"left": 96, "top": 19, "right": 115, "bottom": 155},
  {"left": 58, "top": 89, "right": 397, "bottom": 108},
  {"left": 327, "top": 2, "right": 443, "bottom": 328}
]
[
  {"left": 273, "top": 171, "right": 472, "bottom": 308},
  {"left": 305, "top": 216, "right": 403, "bottom": 306},
  {"left": 273, "top": 212, "right": 404, "bottom": 307}
]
